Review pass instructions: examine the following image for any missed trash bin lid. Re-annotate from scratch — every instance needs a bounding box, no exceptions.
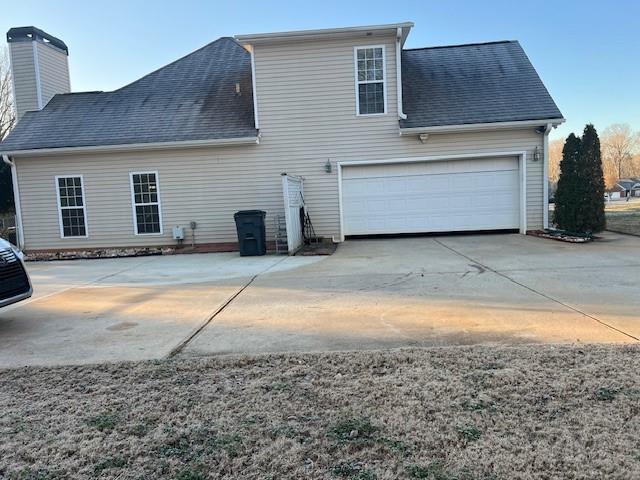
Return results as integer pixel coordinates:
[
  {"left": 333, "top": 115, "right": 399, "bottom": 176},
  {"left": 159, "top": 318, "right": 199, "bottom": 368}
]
[{"left": 234, "top": 210, "right": 266, "bottom": 218}]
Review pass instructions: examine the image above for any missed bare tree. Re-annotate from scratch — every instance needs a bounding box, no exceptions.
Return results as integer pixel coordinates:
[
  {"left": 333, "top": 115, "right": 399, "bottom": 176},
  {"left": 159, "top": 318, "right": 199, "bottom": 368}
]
[
  {"left": 0, "top": 46, "right": 15, "bottom": 140},
  {"left": 0, "top": 45, "right": 16, "bottom": 214},
  {"left": 601, "top": 123, "right": 639, "bottom": 182},
  {"left": 548, "top": 138, "right": 564, "bottom": 184}
]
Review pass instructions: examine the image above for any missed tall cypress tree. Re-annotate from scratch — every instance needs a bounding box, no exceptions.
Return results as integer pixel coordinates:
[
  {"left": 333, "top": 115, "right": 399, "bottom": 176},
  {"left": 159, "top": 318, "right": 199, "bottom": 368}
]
[
  {"left": 554, "top": 133, "right": 581, "bottom": 231},
  {"left": 576, "top": 124, "right": 605, "bottom": 232}
]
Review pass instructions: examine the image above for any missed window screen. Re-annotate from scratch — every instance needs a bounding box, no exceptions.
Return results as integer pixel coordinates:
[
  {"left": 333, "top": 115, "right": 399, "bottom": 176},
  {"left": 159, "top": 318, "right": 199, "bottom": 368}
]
[
  {"left": 56, "top": 176, "right": 87, "bottom": 237},
  {"left": 356, "top": 47, "right": 385, "bottom": 114},
  {"left": 131, "top": 172, "right": 162, "bottom": 234}
]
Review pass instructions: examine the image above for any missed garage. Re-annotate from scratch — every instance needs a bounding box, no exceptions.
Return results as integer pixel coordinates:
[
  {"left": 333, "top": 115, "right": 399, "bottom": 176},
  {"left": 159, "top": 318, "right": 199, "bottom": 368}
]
[{"left": 340, "top": 156, "right": 522, "bottom": 236}]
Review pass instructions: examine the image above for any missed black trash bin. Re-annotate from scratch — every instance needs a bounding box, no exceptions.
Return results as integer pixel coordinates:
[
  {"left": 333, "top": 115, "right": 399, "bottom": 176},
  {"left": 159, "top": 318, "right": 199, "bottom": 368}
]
[{"left": 234, "top": 210, "right": 267, "bottom": 256}]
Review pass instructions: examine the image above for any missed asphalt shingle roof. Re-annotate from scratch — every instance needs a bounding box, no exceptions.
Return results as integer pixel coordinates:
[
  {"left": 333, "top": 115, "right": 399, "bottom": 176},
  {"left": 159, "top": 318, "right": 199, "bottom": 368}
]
[
  {"left": 400, "top": 41, "right": 563, "bottom": 129},
  {"left": 1, "top": 37, "right": 563, "bottom": 153},
  {"left": 1, "top": 37, "right": 256, "bottom": 152},
  {"left": 618, "top": 179, "right": 640, "bottom": 189}
]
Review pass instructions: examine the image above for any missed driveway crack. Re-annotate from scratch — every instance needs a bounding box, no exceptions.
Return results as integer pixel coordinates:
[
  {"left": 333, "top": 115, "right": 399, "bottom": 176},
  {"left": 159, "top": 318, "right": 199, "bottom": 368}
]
[
  {"left": 433, "top": 238, "right": 639, "bottom": 342},
  {"left": 167, "top": 256, "right": 290, "bottom": 357}
]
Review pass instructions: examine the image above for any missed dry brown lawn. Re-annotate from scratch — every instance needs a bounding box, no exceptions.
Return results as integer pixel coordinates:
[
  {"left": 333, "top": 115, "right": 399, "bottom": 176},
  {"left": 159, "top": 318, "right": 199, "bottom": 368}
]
[
  {"left": 605, "top": 199, "right": 640, "bottom": 235},
  {"left": 1, "top": 345, "right": 639, "bottom": 480}
]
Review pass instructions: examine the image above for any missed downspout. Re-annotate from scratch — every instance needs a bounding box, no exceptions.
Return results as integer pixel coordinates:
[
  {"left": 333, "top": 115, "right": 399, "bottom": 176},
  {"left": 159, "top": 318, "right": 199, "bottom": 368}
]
[
  {"left": 248, "top": 45, "right": 260, "bottom": 130},
  {"left": 395, "top": 27, "right": 407, "bottom": 120},
  {"left": 542, "top": 123, "right": 552, "bottom": 229},
  {"left": 2, "top": 154, "right": 24, "bottom": 250}
]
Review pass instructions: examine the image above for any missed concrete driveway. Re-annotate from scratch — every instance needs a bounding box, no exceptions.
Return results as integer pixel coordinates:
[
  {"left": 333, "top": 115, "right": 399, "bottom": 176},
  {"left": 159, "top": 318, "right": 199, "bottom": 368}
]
[
  {"left": 0, "top": 232, "right": 638, "bottom": 367},
  {"left": 0, "top": 254, "right": 323, "bottom": 367},
  {"left": 184, "top": 232, "right": 639, "bottom": 356}
]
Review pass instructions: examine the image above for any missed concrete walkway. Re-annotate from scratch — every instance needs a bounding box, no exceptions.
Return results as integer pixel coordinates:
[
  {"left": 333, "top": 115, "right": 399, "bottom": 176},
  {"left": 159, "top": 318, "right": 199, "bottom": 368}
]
[{"left": 0, "top": 232, "right": 638, "bottom": 368}]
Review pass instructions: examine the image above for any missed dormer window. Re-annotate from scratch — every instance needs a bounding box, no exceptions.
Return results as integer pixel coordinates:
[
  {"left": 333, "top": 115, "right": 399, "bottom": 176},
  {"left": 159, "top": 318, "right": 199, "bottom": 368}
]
[{"left": 354, "top": 46, "right": 387, "bottom": 115}]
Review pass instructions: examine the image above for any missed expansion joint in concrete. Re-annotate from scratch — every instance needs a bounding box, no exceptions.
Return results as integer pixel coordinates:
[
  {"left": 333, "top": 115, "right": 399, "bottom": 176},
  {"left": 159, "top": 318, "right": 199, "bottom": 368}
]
[
  {"left": 432, "top": 239, "right": 639, "bottom": 342},
  {"left": 167, "top": 256, "right": 290, "bottom": 357}
]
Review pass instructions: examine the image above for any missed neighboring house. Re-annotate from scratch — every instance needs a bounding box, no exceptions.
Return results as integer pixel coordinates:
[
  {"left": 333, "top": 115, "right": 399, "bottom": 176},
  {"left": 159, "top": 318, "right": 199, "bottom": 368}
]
[
  {"left": 616, "top": 178, "right": 640, "bottom": 198},
  {"left": 605, "top": 184, "right": 625, "bottom": 201},
  {"left": 0, "top": 22, "right": 564, "bottom": 253}
]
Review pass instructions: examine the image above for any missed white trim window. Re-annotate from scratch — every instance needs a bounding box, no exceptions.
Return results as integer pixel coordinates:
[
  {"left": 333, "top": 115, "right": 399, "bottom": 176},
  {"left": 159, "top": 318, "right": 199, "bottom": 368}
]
[
  {"left": 130, "top": 171, "right": 163, "bottom": 235},
  {"left": 354, "top": 45, "right": 387, "bottom": 115},
  {"left": 55, "top": 175, "right": 88, "bottom": 238}
]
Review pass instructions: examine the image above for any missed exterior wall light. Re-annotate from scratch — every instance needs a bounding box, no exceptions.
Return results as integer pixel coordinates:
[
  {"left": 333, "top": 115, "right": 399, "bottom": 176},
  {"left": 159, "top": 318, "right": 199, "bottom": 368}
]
[
  {"left": 533, "top": 146, "right": 540, "bottom": 162},
  {"left": 325, "top": 159, "right": 332, "bottom": 173}
]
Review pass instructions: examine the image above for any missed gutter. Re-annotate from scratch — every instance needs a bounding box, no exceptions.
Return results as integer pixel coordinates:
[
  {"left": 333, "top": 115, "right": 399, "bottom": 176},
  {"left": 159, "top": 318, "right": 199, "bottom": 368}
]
[
  {"left": 395, "top": 27, "right": 407, "bottom": 120},
  {"left": 399, "top": 118, "right": 566, "bottom": 136},
  {"left": 235, "top": 22, "right": 414, "bottom": 44},
  {"left": 1, "top": 135, "right": 261, "bottom": 157},
  {"left": 2, "top": 154, "right": 24, "bottom": 250}
]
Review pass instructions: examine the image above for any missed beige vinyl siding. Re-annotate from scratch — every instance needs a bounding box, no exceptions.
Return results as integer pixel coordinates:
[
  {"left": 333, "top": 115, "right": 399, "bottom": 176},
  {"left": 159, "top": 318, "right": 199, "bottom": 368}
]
[
  {"left": 9, "top": 41, "right": 70, "bottom": 119},
  {"left": 35, "top": 42, "right": 71, "bottom": 107},
  {"left": 8, "top": 42, "right": 39, "bottom": 119},
  {"left": 14, "top": 33, "right": 546, "bottom": 251}
]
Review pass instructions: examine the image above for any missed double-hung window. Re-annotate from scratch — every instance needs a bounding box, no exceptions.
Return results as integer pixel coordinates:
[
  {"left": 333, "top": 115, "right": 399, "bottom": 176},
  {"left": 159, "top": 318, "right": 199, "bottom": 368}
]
[
  {"left": 130, "top": 172, "right": 163, "bottom": 235},
  {"left": 56, "top": 175, "right": 88, "bottom": 238},
  {"left": 355, "top": 46, "right": 386, "bottom": 115}
]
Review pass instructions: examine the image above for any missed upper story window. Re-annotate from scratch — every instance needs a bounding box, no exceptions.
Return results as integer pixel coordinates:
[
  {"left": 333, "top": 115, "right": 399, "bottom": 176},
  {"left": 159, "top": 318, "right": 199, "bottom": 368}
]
[
  {"left": 55, "top": 175, "right": 88, "bottom": 238},
  {"left": 354, "top": 46, "right": 386, "bottom": 115},
  {"left": 130, "top": 172, "right": 163, "bottom": 235}
]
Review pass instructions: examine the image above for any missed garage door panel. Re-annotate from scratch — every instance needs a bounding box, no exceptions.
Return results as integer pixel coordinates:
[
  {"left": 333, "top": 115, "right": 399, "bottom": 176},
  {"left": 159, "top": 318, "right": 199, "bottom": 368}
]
[
  {"left": 342, "top": 157, "right": 517, "bottom": 180},
  {"left": 342, "top": 157, "right": 519, "bottom": 235}
]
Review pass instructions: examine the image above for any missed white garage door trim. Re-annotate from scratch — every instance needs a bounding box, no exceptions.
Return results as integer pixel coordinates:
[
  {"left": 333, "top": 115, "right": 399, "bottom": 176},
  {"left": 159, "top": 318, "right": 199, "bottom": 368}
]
[{"left": 337, "top": 151, "right": 527, "bottom": 241}]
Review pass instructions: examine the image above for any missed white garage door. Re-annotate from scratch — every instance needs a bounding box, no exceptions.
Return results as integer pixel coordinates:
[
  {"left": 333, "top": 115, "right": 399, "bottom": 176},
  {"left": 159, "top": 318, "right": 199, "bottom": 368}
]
[{"left": 342, "top": 157, "right": 520, "bottom": 235}]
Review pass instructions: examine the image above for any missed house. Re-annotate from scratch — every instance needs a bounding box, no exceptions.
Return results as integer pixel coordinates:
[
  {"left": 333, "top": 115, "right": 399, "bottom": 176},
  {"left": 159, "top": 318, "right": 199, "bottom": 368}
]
[
  {"left": 606, "top": 184, "right": 626, "bottom": 201},
  {"left": 0, "top": 22, "right": 564, "bottom": 254},
  {"left": 616, "top": 178, "right": 640, "bottom": 198}
]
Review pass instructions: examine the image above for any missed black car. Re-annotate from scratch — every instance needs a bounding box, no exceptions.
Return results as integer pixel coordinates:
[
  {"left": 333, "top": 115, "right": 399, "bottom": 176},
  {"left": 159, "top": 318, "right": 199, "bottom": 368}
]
[{"left": 0, "top": 238, "right": 32, "bottom": 308}]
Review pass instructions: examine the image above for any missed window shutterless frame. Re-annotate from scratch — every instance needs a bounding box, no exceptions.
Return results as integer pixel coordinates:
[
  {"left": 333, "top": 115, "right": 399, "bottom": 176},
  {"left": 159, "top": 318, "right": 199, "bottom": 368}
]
[
  {"left": 129, "top": 171, "right": 164, "bottom": 235},
  {"left": 353, "top": 45, "right": 387, "bottom": 116},
  {"left": 54, "top": 175, "right": 89, "bottom": 239}
]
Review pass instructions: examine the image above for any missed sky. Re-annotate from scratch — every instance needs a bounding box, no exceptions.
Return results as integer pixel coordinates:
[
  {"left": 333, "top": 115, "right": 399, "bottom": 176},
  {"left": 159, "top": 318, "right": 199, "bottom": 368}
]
[{"left": 3, "top": 0, "right": 639, "bottom": 141}]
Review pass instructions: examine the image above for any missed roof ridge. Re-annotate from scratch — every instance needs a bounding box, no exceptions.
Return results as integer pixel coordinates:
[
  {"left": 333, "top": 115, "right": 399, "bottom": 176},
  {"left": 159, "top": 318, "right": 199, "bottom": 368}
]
[
  {"left": 114, "top": 36, "right": 236, "bottom": 92},
  {"left": 55, "top": 91, "right": 104, "bottom": 96},
  {"left": 403, "top": 40, "right": 517, "bottom": 51}
]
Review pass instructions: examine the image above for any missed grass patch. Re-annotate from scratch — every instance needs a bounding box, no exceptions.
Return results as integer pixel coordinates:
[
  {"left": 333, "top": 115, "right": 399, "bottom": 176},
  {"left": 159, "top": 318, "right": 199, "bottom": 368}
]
[
  {"left": 456, "top": 425, "right": 482, "bottom": 442},
  {"left": 461, "top": 397, "right": 495, "bottom": 412},
  {"left": 380, "top": 437, "right": 411, "bottom": 456},
  {"left": 175, "top": 468, "right": 206, "bottom": 480},
  {"left": 1, "top": 345, "right": 639, "bottom": 478},
  {"left": 407, "top": 461, "right": 493, "bottom": 480},
  {"left": 84, "top": 412, "right": 119, "bottom": 432},
  {"left": 328, "top": 416, "right": 378, "bottom": 444},
  {"left": 127, "top": 421, "right": 154, "bottom": 438},
  {"left": 407, "top": 460, "right": 452, "bottom": 479},
  {"left": 269, "top": 424, "right": 301, "bottom": 439},
  {"left": 595, "top": 387, "right": 620, "bottom": 401},
  {"left": 12, "top": 468, "right": 66, "bottom": 480},
  {"left": 605, "top": 199, "right": 640, "bottom": 235},
  {"left": 93, "top": 456, "right": 127, "bottom": 474},
  {"left": 157, "top": 428, "right": 242, "bottom": 462},
  {"left": 331, "top": 462, "right": 377, "bottom": 479}
]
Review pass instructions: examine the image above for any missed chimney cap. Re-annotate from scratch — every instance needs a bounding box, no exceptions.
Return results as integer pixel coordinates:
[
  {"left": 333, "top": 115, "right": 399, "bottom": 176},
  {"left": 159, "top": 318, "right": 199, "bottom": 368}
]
[{"left": 7, "top": 26, "right": 68, "bottom": 55}]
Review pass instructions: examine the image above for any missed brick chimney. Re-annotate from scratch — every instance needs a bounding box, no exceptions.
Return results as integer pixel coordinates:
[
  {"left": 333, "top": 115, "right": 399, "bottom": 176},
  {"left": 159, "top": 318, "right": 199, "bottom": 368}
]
[{"left": 6, "top": 26, "right": 71, "bottom": 120}]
